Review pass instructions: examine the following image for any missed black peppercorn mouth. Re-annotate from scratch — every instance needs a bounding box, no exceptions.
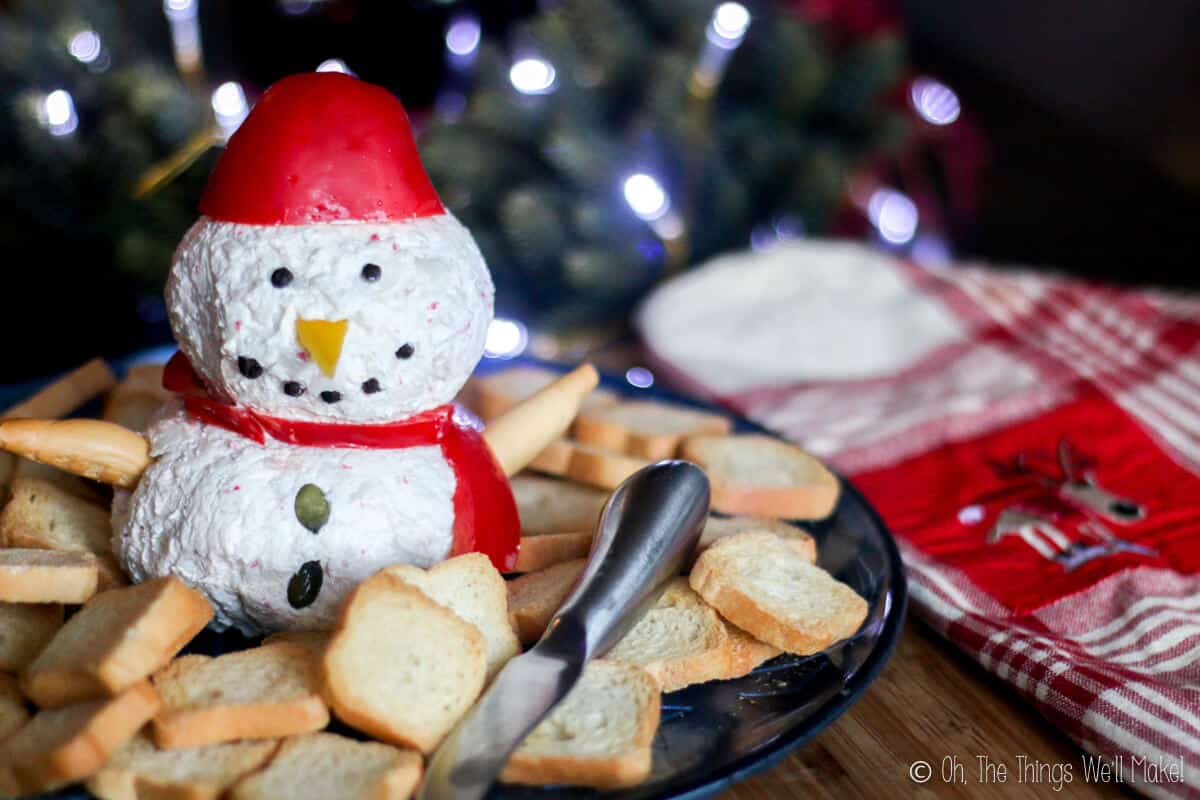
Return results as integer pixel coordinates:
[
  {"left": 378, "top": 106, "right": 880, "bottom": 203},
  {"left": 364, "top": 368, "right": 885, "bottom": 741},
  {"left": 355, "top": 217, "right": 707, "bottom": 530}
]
[
  {"left": 237, "top": 356, "right": 264, "bottom": 379},
  {"left": 320, "top": 390, "right": 342, "bottom": 404}
]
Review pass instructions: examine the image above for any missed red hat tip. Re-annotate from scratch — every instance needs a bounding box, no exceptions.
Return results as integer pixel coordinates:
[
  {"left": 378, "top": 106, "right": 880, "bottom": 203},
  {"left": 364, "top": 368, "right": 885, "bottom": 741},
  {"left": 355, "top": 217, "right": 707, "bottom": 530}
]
[{"left": 199, "top": 73, "right": 445, "bottom": 226}]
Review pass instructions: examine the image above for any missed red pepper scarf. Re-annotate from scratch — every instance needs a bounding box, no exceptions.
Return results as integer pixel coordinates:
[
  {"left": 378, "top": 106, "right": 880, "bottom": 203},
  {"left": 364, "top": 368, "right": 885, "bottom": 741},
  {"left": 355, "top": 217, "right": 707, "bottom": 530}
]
[{"left": 163, "top": 351, "right": 519, "bottom": 571}]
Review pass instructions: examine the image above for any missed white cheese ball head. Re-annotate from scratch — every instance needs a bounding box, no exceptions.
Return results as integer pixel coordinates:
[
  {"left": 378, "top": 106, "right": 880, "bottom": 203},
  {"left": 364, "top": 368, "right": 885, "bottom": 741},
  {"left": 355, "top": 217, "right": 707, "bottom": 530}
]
[{"left": 167, "top": 213, "right": 493, "bottom": 422}]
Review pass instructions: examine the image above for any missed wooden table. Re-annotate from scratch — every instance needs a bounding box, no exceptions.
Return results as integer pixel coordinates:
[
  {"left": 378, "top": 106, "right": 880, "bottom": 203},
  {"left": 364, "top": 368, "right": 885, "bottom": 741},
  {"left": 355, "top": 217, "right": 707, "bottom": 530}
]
[{"left": 724, "top": 618, "right": 1132, "bottom": 798}]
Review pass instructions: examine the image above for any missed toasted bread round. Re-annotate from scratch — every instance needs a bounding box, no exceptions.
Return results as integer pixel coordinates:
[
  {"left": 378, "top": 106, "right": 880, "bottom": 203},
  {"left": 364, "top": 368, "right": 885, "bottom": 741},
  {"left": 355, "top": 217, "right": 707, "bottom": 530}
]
[
  {"left": 681, "top": 434, "right": 840, "bottom": 519},
  {"left": 575, "top": 400, "right": 732, "bottom": 460},
  {"left": 500, "top": 660, "right": 659, "bottom": 790},
  {"left": 0, "top": 680, "right": 159, "bottom": 796},
  {"left": 0, "top": 674, "right": 28, "bottom": 743},
  {"left": 384, "top": 553, "right": 519, "bottom": 681},
  {"left": 230, "top": 732, "right": 422, "bottom": 800},
  {"left": 0, "top": 602, "right": 63, "bottom": 673},
  {"left": 506, "top": 559, "right": 587, "bottom": 645},
  {"left": 607, "top": 578, "right": 731, "bottom": 692},
  {"left": 0, "top": 549, "right": 100, "bottom": 604},
  {"left": 689, "top": 531, "right": 867, "bottom": 655},
  {"left": 563, "top": 442, "right": 651, "bottom": 491},
  {"left": 90, "top": 731, "right": 279, "bottom": 800},
  {"left": 322, "top": 572, "right": 486, "bottom": 753},
  {"left": 511, "top": 475, "right": 608, "bottom": 536},
  {"left": 151, "top": 642, "right": 329, "bottom": 749},
  {"left": 23, "top": 576, "right": 212, "bottom": 708},
  {"left": 696, "top": 515, "right": 817, "bottom": 563}
]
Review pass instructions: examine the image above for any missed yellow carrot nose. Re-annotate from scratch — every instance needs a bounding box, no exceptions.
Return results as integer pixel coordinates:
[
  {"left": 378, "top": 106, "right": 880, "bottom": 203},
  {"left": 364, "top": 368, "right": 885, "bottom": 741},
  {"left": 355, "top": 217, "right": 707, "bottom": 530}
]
[{"left": 296, "top": 318, "right": 349, "bottom": 377}]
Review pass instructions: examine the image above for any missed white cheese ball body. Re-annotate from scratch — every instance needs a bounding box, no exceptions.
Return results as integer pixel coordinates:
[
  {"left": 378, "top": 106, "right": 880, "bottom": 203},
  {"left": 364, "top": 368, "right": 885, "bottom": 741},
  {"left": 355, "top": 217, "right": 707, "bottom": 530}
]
[
  {"left": 167, "top": 213, "right": 493, "bottom": 423},
  {"left": 113, "top": 402, "right": 456, "bottom": 634}
]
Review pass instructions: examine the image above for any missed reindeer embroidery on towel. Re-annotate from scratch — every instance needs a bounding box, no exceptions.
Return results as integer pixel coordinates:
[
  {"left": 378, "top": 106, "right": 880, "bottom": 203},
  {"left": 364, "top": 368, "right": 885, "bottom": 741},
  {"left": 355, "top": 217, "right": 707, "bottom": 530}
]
[{"left": 967, "top": 439, "right": 1155, "bottom": 570}]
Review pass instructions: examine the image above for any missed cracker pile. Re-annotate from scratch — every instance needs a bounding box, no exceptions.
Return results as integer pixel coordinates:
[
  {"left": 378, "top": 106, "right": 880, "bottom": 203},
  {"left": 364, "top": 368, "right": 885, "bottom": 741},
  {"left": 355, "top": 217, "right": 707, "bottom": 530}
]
[{"left": 0, "top": 360, "right": 869, "bottom": 797}]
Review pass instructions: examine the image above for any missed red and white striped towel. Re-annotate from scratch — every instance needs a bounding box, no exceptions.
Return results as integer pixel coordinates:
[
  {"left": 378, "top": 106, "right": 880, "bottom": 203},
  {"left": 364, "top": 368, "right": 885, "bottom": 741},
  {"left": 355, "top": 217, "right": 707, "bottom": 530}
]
[{"left": 637, "top": 240, "right": 1200, "bottom": 798}]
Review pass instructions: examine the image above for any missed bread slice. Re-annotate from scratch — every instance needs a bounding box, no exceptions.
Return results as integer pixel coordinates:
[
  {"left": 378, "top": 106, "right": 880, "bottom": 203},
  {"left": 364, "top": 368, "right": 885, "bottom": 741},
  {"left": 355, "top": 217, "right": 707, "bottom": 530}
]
[
  {"left": 526, "top": 438, "right": 575, "bottom": 476},
  {"left": 0, "top": 674, "right": 28, "bottom": 743},
  {"left": 88, "top": 732, "right": 278, "bottom": 800},
  {"left": 0, "top": 455, "right": 13, "bottom": 505},
  {"left": 0, "top": 477, "right": 126, "bottom": 589},
  {"left": 514, "top": 532, "right": 593, "bottom": 573},
  {"left": 464, "top": 366, "right": 619, "bottom": 421},
  {"left": 697, "top": 516, "right": 816, "bottom": 563},
  {"left": 0, "top": 549, "right": 99, "bottom": 603},
  {"left": 511, "top": 475, "right": 608, "bottom": 536},
  {"left": 690, "top": 532, "right": 867, "bottom": 655},
  {"left": 102, "top": 364, "right": 173, "bottom": 434},
  {"left": 323, "top": 572, "right": 486, "bottom": 753},
  {"left": 607, "top": 578, "right": 731, "bottom": 692},
  {"left": 22, "top": 576, "right": 212, "bottom": 708},
  {"left": 11, "top": 458, "right": 105, "bottom": 504},
  {"left": 564, "top": 441, "right": 651, "bottom": 490},
  {"left": 500, "top": 660, "right": 659, "bottom": 789},
  {"left": 384, "top": 553, "right": 519, "bottom": 681},
  {"left": 152, "top": 642, "right": 329, "bottom": 749},
  {"left": 719, "top": 624, "right": 782, "bottom": 679},
  {"left": 681, "top": 434, "right": 840, "bottom": 519},
  {"left": 0, "top": 680, "right": 159, "bottom": 796},
  {"left": 506, "top": 559, "right": 586, "bottom": 645},
  {"left": 575, "top": 400, "right": 732, "bottom": 460},
  {"left": 262, "top": 630, "right": 330, "bottom": 661},
  {"left": 230, "top": 732, "right": 423, "bottom": 800},
  {"left": 0, "top": 602, "right": 63, "bottom": 672}
]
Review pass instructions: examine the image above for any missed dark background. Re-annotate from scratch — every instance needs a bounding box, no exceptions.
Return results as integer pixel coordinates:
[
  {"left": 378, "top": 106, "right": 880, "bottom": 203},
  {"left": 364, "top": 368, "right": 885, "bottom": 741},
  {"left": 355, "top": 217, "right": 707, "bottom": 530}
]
[{"left": 6, "top": 0, "right": 1199, "bottom": 382}]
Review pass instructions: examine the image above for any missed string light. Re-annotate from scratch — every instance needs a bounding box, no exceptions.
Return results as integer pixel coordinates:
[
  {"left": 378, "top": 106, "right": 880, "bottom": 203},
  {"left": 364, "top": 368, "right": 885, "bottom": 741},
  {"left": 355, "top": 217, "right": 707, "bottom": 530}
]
[
  {"left": 709, "top": 2, "right": 751, "bottom": 48},
  {"left": 692, "top": 2, "right": 751, "bottom": 97},
  {"left": 868, "top": 188, "right": 919, "bottom": 245},
  {"left": 42, "top": 90, "right": 78, "bottom": 136},
  {"left": 68, "top": 30, "right": 102, "bottom": 64},
  {"left": 484, "top": 318, "right": 528, "bottom": 359},
  {"left": 623, "top": 173, "right": 670, "bottom": 221},
  {"left": 625, "top": 367, "right": 655, "bottom": 389},
  {"left": 163, "top": 0, "right": 203, "bottom": 81},
  {"left": 316, "top": 58, "right": 353, "bottom": 75},
  {"left": 445, "top": 15, "right": 481, "bottom": 59},
  {"left": 910, "top": 77, "right": 961, "bottom": 126},
  {"left": 211, "top": 82, "right": 248, "bottom": 140},
  {"left": 509, "top": 58, "right": 556, "bottom": 95}
]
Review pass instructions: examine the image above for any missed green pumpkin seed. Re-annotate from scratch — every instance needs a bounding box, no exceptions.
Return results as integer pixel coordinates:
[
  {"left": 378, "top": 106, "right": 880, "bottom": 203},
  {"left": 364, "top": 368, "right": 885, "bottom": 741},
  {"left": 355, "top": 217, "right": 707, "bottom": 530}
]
[{"left": 294, "top": 484, "right": 330, "bottom": 533}]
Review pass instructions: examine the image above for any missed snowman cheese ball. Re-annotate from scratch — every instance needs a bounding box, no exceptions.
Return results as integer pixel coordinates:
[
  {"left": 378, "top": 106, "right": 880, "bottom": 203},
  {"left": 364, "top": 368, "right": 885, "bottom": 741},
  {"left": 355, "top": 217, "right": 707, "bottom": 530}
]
[{"left": 112, "top": 73, "right": 519, "bottom": 634}]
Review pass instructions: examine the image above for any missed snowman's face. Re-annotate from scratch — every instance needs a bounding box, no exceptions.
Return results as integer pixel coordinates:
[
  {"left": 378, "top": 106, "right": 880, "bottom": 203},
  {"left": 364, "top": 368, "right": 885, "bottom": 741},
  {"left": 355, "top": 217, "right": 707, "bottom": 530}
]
[{"left": 166, "top": 214, "right": 493, "bottom": 423}]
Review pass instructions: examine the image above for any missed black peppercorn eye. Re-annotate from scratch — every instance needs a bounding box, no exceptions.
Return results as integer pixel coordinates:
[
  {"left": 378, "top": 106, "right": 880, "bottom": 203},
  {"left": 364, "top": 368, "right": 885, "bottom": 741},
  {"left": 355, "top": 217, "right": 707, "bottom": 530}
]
[
  {"left": 270, "top": 268, "right": 293, "bottom": 288},
  {"left": 362, "top": 378, "right": 381, "bottom": 394},
  {"left": 395, "top": 343, "right": 415, "bottom": 360},
  {"left": 361, "top": 263, "right": 382, "bottom": 282},
  {"left": 237, "top": 356, "right": 263, "bottom": 379},
  {"left": 283, "top": 381, "right": 305, "bottom": 397},
  {"left": 320, "top": 390, "right": 342, "bottom": 404}
]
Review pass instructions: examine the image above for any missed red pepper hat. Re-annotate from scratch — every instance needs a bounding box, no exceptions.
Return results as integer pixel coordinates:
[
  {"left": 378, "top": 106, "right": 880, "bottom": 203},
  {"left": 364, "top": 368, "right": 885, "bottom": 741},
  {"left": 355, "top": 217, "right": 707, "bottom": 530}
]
[{"left": 198, "top": 73, "right": 445, "bottom": 225}]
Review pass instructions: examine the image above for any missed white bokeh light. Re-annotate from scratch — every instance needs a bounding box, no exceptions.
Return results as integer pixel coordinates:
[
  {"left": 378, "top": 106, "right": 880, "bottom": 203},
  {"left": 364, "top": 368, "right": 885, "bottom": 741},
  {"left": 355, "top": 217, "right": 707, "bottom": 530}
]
[
  {"left": 211, "top": 81, "right": 249, "bottom": 139},
  {"left": 484, "top": 318, "right": 528, "bottom": 359},
  {"left": 445, "top": 15, "right": 482, "bottom": 57},
  {"left": 316, "top": 58, "right": 353, "bottom": 74},
  {"left": 509, "top": 58, "right": 556, "bottom": 95},
  {"left": 868, "top": 188, "right": 919, "bottom": 245},
  {"left": 910, "top": 77, "right": 961, "bottom": 126},
  {"left": 711, "top": 2, "right": 751, "bottom": 46},
  {"left": 625, "top": 367, "right": 655, "bottom": 389},
  {"left": 68, "top": 30, "right": 102, "bottom": 64},
  {"left": 623, "top": 173, "right": 670, "bottom": 221},
  {"left": 163, "top": 0, "right": 196, "bottom": 20},
  {"left": 42, "top": 90, "right": 78, "bottom": 136}
]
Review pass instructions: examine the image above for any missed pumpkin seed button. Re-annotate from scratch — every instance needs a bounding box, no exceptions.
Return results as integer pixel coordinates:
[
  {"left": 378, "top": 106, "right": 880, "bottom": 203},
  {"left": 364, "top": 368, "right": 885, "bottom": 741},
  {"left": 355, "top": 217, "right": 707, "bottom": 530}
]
[
  {"left": 287, "top": 561, "right": 323, "bottom": 609},
  {"left": 294, "top": 484, "right": 330, "bottom": 533}
]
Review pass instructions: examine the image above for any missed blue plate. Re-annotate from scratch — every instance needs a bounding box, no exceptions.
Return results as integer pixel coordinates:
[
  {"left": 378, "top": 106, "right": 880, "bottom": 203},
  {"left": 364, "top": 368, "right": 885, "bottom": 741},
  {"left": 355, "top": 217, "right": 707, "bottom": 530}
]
[{"left": 6, "top": 350, "right": 906, "bottom": 800}]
